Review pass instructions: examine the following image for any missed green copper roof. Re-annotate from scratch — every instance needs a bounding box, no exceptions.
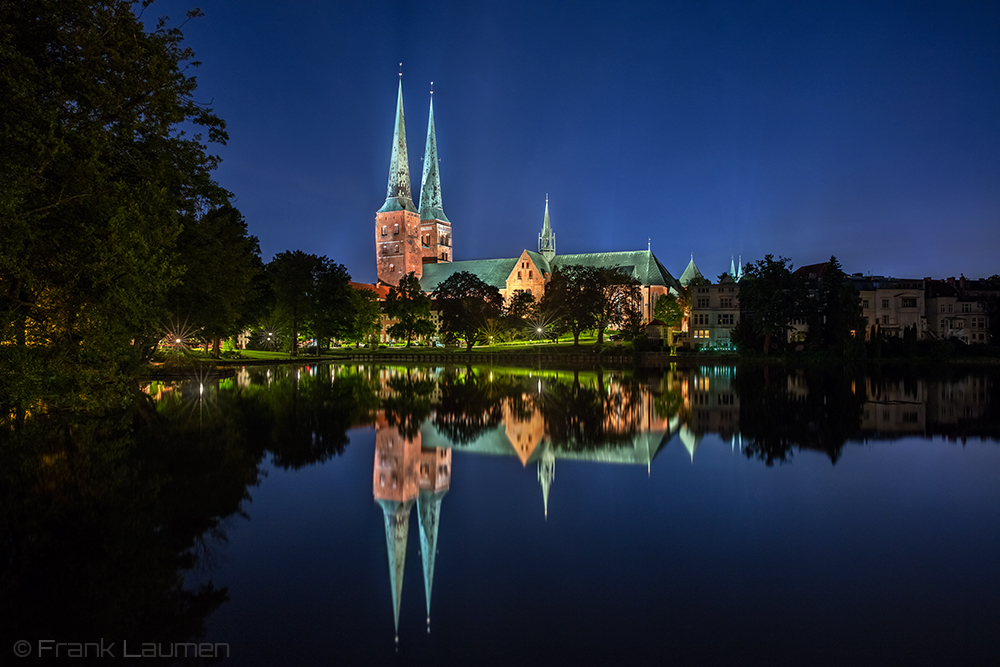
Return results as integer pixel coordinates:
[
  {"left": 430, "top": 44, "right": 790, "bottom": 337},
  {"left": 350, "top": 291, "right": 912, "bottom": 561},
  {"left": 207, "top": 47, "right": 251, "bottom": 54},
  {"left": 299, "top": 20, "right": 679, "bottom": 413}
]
[
  {"left": 679, "top": 255, "right": 704, "bottom": 287},
  {"left": 551, "top": 250, "right": 682, "bottom": 290},
  {"left": 420, "top": 249, "right": 680, "bottom": 292},
  {"left": 378, "top": 79, "right": 417, "bottom": 214},
  {"left": 420, "top": 257, "right": 519, "bottom": 292},
  {"left": 418, "top": 95, "right": 449, "bottom": 223},
  {"left": 538, "top": 197, "right": 555, "bottom": 261},
  {"left": 524, "top": 250, "right": 551, "bottom": 275}
]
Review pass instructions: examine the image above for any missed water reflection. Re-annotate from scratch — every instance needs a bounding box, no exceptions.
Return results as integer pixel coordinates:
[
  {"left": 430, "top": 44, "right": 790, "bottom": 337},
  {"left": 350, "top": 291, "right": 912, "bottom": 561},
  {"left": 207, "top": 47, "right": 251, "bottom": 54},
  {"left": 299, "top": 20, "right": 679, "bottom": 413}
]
[{"left": 2, "top": 362, "right": 997, "bottom": 660}]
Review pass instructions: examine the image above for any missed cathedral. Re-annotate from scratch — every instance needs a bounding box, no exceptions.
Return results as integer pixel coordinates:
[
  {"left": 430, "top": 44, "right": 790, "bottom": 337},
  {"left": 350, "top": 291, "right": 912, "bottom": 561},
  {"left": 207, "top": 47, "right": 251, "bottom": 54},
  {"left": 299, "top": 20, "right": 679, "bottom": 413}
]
[{"left": 373, "top": 77, "right": 683, "bottom": 323}]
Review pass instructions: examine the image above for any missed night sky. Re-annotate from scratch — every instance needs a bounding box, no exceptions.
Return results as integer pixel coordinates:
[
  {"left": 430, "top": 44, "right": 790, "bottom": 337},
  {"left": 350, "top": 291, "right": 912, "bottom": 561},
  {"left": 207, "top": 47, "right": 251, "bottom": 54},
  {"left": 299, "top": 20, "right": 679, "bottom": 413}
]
[{"left": 150, "top": 0, "right": 1000, "bottom": 283}]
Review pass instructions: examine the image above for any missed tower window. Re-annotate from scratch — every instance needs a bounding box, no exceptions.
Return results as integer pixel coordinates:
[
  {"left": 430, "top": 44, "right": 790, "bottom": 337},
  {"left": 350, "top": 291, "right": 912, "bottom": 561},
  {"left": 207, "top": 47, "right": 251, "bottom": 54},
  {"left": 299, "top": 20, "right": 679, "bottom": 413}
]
[
  {"left": 393, "top": 244, "right": 399, "bottom": 253},
  {"left": 389, "top": 263, "right": 395, "bottom": 273},
  {"left": 381, "top": 226, "right": 387, "bottom": 236},
  {"left": 529, "top": 271, "right": 533, "bottom": 279},
  {"left": 518, "top": 271, "right": 522, "bottom": 280},
  {"left": 393, "top": 223, "right": 399, "bottom": 234}
]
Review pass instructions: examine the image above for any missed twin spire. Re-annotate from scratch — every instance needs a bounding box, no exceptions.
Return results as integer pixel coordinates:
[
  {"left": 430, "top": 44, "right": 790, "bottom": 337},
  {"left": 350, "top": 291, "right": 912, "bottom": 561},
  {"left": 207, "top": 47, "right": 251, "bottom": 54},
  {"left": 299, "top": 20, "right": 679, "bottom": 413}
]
[{"left": 379, "top": 75, "right": 447, "bottom": 221}]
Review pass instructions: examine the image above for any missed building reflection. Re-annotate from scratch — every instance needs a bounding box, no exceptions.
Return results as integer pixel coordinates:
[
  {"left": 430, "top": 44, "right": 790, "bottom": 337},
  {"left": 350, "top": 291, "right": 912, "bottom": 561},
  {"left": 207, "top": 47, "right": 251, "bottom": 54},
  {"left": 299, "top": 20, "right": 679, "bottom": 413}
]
[
  {"left": 360, "top": 363, "right": 999, "bottom": 638},
  {"left": 372, "top": 412, "right": 451, "bottom": 640}
]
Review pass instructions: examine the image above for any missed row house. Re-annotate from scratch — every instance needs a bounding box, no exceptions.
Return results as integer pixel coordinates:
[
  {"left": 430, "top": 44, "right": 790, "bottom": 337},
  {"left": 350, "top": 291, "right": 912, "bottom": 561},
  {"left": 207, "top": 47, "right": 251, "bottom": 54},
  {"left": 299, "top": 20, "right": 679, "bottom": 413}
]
[
  {"left": 850, "top": 275, "right": 927, "bottom": 340},
  {"left": 925, "top": 276, "right": 996, "bottom": 344}
]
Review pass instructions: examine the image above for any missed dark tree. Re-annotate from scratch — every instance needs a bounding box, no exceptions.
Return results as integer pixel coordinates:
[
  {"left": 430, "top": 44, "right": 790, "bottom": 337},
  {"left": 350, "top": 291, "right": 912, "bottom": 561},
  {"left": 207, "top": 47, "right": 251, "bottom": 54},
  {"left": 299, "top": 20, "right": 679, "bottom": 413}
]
[
  {"left": 815, "top": 256, "right": 865, "bottom": 355},
  {"left": 268, "top": 251, "right": 320, "bottom": 355},
  {"left": 540, "top": 265, "right": 603, "bottom": 345},
  {"left": 166, "top": 205, "right": 261, "bottom": 357},
  {"left": 344, "top": 286, "right": 382, "bottom": 347},
  {"left": 309, "top": 259, "right": 352, "bottom": 353},
  {"left": 1, "top": 0, "right": 229, "bottom": 393},
  {"left": 593, "top": 266, "right": 641, "bottom": 344},
  {"left": 504, "top": 289, "right": 537, "bottom": 336},
  {"left": 385, "top": 272, "right": 434, "bottom": 346},
  {"left": 739, "top": 255, "right": 810, "bottom": 354},
  {"left": 433, "top": 271, "right": 504, "bottom": 351}
]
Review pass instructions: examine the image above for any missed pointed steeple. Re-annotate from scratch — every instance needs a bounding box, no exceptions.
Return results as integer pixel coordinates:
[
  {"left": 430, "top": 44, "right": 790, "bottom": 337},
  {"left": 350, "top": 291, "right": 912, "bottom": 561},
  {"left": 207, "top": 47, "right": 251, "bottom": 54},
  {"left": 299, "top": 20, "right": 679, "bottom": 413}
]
[
  {"left": 418, "top": 90, "right": 449, "bottom": 223},
  {"left": 379, "top": 76, "right": 417, "bottom": 214},
  {"left": 538, "top": 196, "right": 556, "bottom": 262},
  {"left": 537, "top": 444, "right": 555, "bottom": 518},
  {"left": 730, "top": 256, "right": 737, "bottom": 279},
  {"left": 417, "top": 487, "right": 447, "bottom": 628},
  {"left": 679, "top": 254, "right": 704, "bottom": 287},
  {"left": 378, "top": 498, "right": 415, "bottom": 638},
  {"left": 736, "top": 255, "right": 743, "bottom": 282}
]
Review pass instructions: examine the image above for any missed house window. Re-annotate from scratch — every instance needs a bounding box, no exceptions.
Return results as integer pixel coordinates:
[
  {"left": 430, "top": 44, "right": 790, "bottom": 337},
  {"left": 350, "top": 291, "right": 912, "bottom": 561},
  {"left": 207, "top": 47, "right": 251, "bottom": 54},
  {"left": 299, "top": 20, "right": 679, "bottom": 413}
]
[
  {"left": 882, "top": 315, "right": 888, "bottom": 324},
  {"left": 962, "top": 303, "right": 972, "bottom": 313},
  {"left": 697, "top": 298, "right": 709, "bottom": 308},
  {"left": 882, "top": 299, "right": 889, "bottom": 309},
  {"left": 862, "top": 299, "right": 869, "bottom": 309},
  {"left": 720, "top": 297, "right": 733, "bottom": 308},
  {"left": 518, "top": 271, "right": 522, "bottom": 280},
  {"left": 529, "top": 271, "right": 533, "bottom": 279},
  {"left": 902, "top": 298, "right": 917, "bottom": 308},
  {"left": 718, "top": 314, "right": 734, "bottom": 325},
  {"left": 393, "top": 244, "right": 399, "bottom": 253},
  {"left": 948, "top": 304, "right": 953, "bottom": 313},
  {"left": 389, "top": 263, "right": 395, "bottom": 273}
]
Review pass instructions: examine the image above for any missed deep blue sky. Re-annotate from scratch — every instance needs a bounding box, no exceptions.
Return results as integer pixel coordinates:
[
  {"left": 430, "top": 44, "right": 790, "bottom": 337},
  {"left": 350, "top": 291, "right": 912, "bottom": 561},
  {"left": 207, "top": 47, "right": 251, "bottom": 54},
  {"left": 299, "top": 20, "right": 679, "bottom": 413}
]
[{"left": 151, "top": 0, "right": 1000, "bottom": 283}]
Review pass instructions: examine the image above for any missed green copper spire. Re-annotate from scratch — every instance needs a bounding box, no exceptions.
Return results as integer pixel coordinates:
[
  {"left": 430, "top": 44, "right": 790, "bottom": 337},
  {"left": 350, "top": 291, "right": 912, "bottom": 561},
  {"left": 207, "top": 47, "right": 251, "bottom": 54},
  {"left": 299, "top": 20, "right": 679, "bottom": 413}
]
[
  {"left": 418, "top": 91, "right": 449, "bottom": 223},
  {"left": 679, "top": 254, "right": 704, "bottom": 287},
  {"left": 537, "top": 444, "right": 555, "bottom": 518},
  {"left": 538, "top": 195, "right": 556, "bottom": 262},
  {"left": 378, "top": 498, "right": 415, "bottom": 638},
  {"left": 379, "top": 77, "right": 417, "bottom": 214},
  {"left": 417, "top": 487, "right": 447, "bottom": 627}
]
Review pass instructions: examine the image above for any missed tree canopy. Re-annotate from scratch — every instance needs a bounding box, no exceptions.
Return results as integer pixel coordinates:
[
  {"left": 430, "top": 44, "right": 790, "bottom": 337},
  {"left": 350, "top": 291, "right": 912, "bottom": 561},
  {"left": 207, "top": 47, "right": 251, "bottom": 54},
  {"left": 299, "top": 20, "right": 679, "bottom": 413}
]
[
  {"left": 737, "top": 255, "right": 810, "bottom": 353},
  {"left": 385, "top": 272, "right": 434, "bottom": 346},
  {"left": 1, "top": 0, "right": 230, "bottom": 398},
  {"left": 433, "top": 271, "right": 504, "bottom": 351},
  {"left": 539, "top": 265, "right": 604, "bottom": 345}
]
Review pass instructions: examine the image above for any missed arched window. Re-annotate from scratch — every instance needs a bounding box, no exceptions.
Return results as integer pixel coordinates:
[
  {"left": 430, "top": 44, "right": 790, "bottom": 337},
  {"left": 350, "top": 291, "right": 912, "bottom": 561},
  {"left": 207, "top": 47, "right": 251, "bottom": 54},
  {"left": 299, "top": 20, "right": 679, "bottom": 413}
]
[{"left": 389, "top": 263, "right": 395, "bottom": 273}]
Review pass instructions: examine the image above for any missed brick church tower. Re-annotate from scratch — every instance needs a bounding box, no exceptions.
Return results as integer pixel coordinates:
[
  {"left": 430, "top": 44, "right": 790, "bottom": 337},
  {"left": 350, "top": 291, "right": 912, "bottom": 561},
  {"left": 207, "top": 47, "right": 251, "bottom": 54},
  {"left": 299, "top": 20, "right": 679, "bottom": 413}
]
[
  {"left": 418, "top": 91, "right": 452, "bottom": 266},
  {"left": 375, "top": 78, "right": 452, "bottom": 286},
  {"left": 375, "top": 77, "right": 422, "bottom": 285}
]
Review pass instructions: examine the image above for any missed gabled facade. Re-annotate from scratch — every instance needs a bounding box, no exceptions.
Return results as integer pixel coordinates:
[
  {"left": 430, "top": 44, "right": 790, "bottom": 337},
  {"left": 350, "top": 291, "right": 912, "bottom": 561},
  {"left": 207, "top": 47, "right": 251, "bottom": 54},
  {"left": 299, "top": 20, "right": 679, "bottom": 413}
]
[{"left": 687, "top": 275, "right": 740, "bottom": 350}]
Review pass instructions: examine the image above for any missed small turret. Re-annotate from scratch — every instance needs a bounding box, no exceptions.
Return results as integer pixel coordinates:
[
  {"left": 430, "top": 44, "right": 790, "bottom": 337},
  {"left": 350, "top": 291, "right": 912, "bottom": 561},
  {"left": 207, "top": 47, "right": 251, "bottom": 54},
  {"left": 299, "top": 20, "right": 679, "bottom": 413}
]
[{"left": 538, "top": 196, "right": 556, "bottom": 262}]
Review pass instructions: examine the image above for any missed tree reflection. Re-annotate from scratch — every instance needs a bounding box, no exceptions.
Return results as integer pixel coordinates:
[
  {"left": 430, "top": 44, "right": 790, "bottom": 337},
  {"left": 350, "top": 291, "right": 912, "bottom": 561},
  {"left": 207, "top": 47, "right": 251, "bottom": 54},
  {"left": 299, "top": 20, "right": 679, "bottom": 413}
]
[
  {"left": 432, "top": 368, "right": 507, "bottom": 445},
  {"left": 0, "top": 387, "right": 256, "bottom": 655}
]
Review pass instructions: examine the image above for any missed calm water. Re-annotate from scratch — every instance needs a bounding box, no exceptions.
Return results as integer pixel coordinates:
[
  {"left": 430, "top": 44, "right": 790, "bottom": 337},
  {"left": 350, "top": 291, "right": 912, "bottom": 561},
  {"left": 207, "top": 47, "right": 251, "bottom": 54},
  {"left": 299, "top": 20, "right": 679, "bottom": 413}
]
[{"left": 2, "top": 363, "right": 998, "bottom": 665}]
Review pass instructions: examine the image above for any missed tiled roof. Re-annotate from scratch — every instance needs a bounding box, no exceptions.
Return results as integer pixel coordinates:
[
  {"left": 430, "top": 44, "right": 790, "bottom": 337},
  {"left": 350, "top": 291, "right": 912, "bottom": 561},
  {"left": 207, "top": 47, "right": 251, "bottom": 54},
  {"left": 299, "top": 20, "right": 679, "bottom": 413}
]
[{"left": 351, "top": 281, "right": 392, "bottom": 299}]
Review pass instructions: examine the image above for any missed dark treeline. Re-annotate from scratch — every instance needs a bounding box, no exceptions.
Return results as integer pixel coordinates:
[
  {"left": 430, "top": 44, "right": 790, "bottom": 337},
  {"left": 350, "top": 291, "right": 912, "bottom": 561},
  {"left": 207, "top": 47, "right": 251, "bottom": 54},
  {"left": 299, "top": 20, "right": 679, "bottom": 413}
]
[
  {"left": 0, "top": 364, "right": 380, "bottom": 650},
  {"left": 0, "top": 2, "right": 381, "bottom": 411}
]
